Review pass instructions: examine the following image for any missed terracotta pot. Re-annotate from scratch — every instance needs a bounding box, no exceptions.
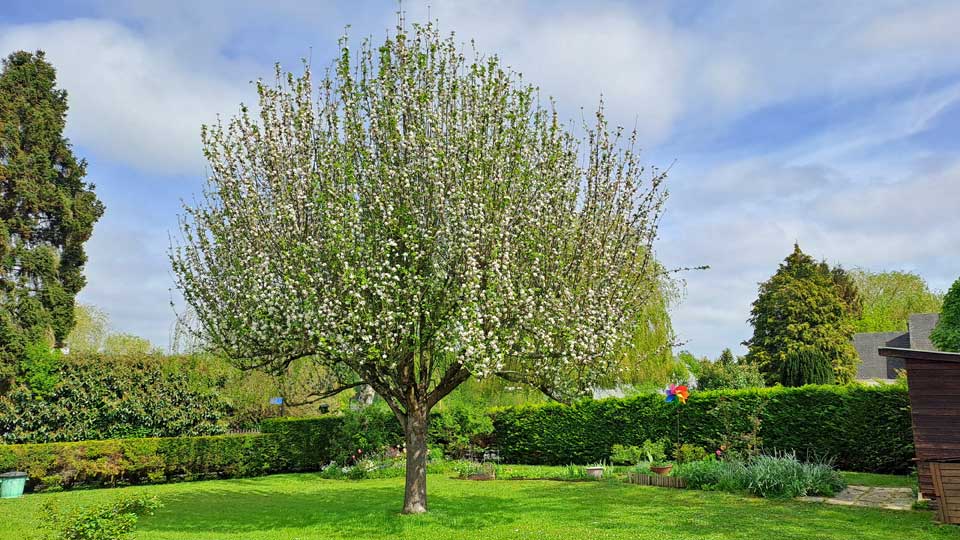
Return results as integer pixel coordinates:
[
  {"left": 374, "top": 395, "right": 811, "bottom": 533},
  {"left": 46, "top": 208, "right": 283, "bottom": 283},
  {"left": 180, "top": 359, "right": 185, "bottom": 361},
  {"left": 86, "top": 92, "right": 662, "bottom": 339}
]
[
  {"left": 650, "top": 464, "right": 673, "bottom": 476},
  {"left": 586, "top": 466, "right": 604, "bottom": 479}
]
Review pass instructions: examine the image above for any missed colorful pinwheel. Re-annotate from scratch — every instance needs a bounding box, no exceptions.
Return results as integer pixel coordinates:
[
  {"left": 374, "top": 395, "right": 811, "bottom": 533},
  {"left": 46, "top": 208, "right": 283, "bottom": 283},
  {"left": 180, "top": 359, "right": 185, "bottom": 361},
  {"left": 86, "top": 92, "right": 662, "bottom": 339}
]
[{"left": 665, "top": 384, "right": 689, "bottom": 404}]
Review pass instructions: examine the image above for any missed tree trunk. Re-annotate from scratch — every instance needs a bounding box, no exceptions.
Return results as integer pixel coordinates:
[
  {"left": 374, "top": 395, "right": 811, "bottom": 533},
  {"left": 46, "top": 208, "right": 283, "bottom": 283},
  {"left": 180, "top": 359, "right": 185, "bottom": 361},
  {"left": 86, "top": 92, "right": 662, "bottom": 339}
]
[{"left": 402, "top": 406, "right": 429, "bottom": 514}]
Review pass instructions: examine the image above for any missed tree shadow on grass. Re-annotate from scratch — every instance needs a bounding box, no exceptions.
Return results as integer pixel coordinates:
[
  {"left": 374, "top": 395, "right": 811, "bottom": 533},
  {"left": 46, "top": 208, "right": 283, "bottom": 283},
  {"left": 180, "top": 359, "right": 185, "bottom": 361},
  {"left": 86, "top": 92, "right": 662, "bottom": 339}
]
[
  {"left": 139, "top": 479, "right": 522, "bottom": 538},
  {"left": 506, "top": 481, "right": 951, "bottom": 540},
  {"left": 136, "top": 475, "right": 955, "bottom": 540}
]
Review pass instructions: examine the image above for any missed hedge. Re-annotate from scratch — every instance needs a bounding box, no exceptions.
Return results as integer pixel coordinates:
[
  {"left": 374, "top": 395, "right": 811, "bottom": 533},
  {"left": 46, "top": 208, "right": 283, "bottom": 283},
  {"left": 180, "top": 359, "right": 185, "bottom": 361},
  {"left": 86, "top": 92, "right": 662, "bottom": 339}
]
[
  {"left": 0, "top": 354, "right": 231, "bottom": 444},
  {"left": 0, "top": 434, "right": 280, "bottom": 492},
  {"left": 260, "top": 416, "right": 359, "bottom": 470},
  {"left": 0, "top": 384, "right": 915, "bottom": 493},
  {"left": 0, "top": 418, "right": 353, "bottom": 493},
  {"left": 490, "top": 384, "right": 914, "bottom": 473}
]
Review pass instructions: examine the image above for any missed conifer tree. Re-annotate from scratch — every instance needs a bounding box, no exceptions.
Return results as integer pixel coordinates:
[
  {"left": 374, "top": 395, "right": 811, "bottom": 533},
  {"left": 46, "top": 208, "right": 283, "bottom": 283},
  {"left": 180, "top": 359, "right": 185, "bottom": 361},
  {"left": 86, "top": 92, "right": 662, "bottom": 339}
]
[
  {"left": 931, "top": 277, "right": 960, "bottom": 352},
  {"left": 745, "top": 244, "right": 859, "bottom": 383},
  {"left": 780, "top": 347, "right": 836, "bottom": 387},
  {"left": 0, "top": 51, "right": 104, "bottom": 384}
]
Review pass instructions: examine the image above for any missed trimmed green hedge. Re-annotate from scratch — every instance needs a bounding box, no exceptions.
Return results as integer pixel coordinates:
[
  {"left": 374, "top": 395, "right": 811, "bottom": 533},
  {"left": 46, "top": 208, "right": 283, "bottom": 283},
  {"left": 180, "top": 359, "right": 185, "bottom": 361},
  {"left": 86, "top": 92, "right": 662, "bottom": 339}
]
[
  {"left": 491, "top": 384, "right": 913, "bottom": 473},
  {"left": 0, "top": 434, "right": 284, "bottom": 492},
  {"left": 0, "top": 418, "right": 357, "bottom": 493},
  {"left": 260, "top": 416, "right": 351, "bottom": 470},
  {"left": 0, "top": 384, "right": 915, "bottom": 493}
]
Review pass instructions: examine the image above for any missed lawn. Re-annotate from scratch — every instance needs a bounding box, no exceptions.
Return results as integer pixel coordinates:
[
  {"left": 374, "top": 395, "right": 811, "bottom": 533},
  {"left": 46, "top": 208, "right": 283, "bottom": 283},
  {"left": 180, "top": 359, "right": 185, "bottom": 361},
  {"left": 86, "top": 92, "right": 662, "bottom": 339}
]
[
  {"left": 1, "top": 473, "right": 956, "bottom": 540},
  {"left": 841, "top": 471, "right": 917, "bottom": 489}
]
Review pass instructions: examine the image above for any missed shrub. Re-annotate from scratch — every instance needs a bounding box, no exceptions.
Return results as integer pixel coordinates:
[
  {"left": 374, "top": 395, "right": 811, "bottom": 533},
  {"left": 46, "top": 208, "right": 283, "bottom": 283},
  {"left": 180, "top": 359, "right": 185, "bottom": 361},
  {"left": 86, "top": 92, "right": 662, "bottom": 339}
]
[
  {"left": 40, "top": 495, "right": 162, "bottom": 540},
  {"left": 780, "top": 348, "right": 835, "bottom": 387},
  {"left": 696, "top": 353, "right": 765, "bottom": 391},
  {"left": 931, "top": 277, "right": 960, "bottom": 352},
  {"left": 610, "top": 444, "right": 645, "bottom": 465},
  {"left": 0, "top": 353, "right": 230, "bottom": 444},
  {"left": 640, "top": 439, "right": 669, "bottom": 466},
  {"left": 19, "top": 342, "right": 62, "bottom": 397},
  {"left": 494, "top": 464, "right": 591, "bottom": 481},
  {"left": 490, "top": 384, "right": 913, "bottom": 473},
  {"left": 674, "top": 459, "right": 750, "bottom": 492},
  {"left": 260, "top": 416, "right": 345, "bottom": 470},
  {"left": 428, "top": 405, "right": 494, "bottom": 458},
  {"left": 263, "top": 406, "right": 493, "bottom": 464},
  {"left": 672, "top": 443, "right": 709, "bottom": 464}
]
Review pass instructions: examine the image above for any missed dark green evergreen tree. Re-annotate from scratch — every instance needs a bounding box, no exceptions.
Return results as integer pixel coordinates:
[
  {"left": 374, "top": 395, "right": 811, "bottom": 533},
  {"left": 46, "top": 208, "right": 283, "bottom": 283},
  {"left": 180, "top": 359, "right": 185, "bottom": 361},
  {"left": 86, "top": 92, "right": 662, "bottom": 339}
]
[
  {"left": 779, "top": 347, "right": 836, "bottom": 387},
  {"left": 0, "top": 51, "right": 103, "bottom": 386},
  {"left": 744, "top": 244, "right": 859, "bottom": 384},
  {"left": 931, "top": 277, "right": 960, "bottom": 352}
]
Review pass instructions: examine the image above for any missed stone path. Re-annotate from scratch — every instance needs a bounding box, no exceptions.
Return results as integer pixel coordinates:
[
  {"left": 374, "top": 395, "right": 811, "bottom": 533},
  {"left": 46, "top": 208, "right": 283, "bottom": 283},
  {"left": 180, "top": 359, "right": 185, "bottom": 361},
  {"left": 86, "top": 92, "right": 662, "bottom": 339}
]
[{"left": 800, "top": 485, "right": 915, "bottom": 511}]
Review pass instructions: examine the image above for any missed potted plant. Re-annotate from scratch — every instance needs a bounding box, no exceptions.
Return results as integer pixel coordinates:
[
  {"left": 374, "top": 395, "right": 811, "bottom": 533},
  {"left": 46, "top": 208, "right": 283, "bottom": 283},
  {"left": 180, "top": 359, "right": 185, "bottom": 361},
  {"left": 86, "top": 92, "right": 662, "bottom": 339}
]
[
  {"left": 649, "top": 460, "right": 673, "bottom": 476},
  {"left": 641, "top": 439, "right": 672, "bottom": 475},
  {"left": 585, "top": 462, "right": 605, "bottom": 479}
]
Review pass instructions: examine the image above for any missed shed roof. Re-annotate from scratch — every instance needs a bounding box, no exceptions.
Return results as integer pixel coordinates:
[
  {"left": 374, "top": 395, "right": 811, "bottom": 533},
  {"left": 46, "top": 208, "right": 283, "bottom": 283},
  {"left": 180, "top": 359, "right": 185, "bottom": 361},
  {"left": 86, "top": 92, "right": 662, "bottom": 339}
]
[{"left": 878, "top": 347, "right": 960, "bottom": 363}]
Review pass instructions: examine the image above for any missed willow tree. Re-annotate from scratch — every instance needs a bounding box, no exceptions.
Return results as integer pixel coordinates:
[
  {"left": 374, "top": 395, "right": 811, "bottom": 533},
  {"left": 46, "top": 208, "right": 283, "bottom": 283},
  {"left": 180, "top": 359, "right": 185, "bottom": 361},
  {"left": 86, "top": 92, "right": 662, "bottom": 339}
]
[{"left": 172, "top": 24, "right": 669, "bottom": 514}]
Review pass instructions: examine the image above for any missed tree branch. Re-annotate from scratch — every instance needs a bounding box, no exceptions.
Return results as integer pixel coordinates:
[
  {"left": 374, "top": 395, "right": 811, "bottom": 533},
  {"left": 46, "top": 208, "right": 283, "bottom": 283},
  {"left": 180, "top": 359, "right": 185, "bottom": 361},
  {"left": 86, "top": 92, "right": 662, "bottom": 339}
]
[
  {"left": 426, "top": 362, "right": 471, "bottom": 409},
  {"left": 283, "top": 381, "right": 368, "bottom": 407}
]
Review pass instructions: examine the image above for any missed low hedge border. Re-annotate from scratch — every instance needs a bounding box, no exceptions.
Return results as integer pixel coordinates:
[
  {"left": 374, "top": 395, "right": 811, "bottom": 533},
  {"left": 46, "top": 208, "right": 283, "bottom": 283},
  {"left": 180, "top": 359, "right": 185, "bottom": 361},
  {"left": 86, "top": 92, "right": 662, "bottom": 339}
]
[{"left": 0, "top": 434, "right": 283, "bottom": 492}]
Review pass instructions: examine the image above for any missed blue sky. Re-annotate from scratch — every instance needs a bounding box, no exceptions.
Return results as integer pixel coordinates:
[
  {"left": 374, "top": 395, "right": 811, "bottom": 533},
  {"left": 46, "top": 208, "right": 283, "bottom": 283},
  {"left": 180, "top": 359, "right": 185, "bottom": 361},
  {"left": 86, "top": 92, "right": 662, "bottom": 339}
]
[{"left": 2, "top": 1, "right": 959, "bottom": 357}]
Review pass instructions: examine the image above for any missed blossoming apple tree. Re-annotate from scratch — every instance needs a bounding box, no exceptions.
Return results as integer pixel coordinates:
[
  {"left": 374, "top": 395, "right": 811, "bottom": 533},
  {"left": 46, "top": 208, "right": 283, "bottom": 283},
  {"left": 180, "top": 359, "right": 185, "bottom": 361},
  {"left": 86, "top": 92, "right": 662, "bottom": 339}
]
[{"left": 171, "top": 23, "right": 670, "bottom": 514}]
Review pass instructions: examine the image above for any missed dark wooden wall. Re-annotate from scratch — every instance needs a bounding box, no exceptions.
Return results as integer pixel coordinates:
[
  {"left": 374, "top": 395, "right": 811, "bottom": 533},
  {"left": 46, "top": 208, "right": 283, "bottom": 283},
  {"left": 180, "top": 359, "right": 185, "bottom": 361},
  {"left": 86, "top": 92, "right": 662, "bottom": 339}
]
[{"left": 905, "top": 357, "right": 960, "bottom": 502}]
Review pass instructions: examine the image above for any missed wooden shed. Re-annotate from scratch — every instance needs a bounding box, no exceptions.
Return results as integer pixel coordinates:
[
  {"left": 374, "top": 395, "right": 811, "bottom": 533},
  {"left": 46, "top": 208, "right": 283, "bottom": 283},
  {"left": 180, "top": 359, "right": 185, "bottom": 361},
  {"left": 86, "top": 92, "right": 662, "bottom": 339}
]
[{"left": 879, "top": 346, "right": 960, "bottom": 523}]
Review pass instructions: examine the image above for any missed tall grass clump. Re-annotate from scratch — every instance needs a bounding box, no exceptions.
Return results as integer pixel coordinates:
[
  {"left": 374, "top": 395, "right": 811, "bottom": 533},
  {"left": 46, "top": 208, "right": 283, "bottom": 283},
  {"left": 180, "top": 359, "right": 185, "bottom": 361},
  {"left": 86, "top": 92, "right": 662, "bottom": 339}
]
[{"left": 674, "top": 452, "right": 845, "bottom": 498}]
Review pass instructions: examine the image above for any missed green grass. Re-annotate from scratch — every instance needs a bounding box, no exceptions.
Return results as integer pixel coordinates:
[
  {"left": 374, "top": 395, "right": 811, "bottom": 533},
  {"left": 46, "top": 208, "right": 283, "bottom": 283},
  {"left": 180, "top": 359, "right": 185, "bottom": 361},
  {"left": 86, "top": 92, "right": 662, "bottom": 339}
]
[
  {"left": 841, "top": 471, "right": 916, "bottom": 489},
  {"left": 1, "top": 472, "right": 955, "bottom": 540}
]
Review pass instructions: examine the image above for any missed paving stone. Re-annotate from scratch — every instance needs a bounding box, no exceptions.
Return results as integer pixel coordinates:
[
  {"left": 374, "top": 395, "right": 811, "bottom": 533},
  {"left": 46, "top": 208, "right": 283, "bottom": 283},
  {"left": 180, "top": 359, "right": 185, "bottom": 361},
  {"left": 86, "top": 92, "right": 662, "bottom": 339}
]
[{"left": 799, "top": 485, "right": 914, "bottom": 511}]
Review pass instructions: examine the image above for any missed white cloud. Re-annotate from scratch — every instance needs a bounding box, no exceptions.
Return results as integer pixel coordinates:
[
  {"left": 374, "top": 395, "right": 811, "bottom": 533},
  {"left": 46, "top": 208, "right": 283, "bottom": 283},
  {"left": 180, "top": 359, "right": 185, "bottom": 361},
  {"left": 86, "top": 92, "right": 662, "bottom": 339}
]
[
  {"left": 404, "top": 2, "right": 693, "bottom": 143},
  {"left": 0, "top": 19, "right": 251, "bottom": 175},
  {"left": 855, "top": 2, "right": 960, "bottom": 52},
  {"left": 76, "top": 216, "right": 177, "bottom": 349},
  {"left": 662, "top": 154, "right": 960, "bottom": 356},
  {"left": 4, "top": 1, "right": 959, "bottom": 357}
]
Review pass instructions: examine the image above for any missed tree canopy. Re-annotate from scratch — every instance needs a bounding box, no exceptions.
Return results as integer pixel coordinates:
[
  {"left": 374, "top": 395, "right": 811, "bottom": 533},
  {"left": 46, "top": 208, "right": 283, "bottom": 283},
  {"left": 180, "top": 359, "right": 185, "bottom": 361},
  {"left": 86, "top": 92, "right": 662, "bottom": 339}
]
[
  {"left": 931, "top": 277, "right": 960, "bottom": 352},
  {"left": 0, "top": 51, "right": 104, "bottom": 385},
  {"left": 851, "top": 269, "right": 943, "bottom": 333},
  {"left": 695, "top": 348, "right": 765, "bottom": 391},
  {"left": 744, "top": 244, "right": 860, "bottom": 384},
  {"left": 172, "top": 23, "right": 671, "bottom": 513}
]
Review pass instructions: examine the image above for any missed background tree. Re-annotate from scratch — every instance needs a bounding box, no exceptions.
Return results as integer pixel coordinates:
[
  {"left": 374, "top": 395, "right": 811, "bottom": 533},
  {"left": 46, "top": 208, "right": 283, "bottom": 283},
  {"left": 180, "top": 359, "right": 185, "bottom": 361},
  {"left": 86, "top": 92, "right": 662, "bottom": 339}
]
[
  {"left": 744, "top": 244, "right": 859, "bottom": 384},
  {"left": 102, "top": 333, "right": 157, "bottom": 356},
  {"left": 695, "top": 348, "right": 765, "bottom": 391},
  {"left": 0, "top": 51, "right": 104, "bottom": 385},
  {"left": 172, "top": 23, "right": 670, "bottom": 513},
  {"left": 931, "top": 277, "right": 960, "bottom": 352},
  {"left": 851, "top": 269, "right": 943, "bottom": 332},
  {"left": 64, "top": 303, "right": 109, "bottom": 354},
  {"left": 616, "top": 268, "right": 681, "bottom": 386}
]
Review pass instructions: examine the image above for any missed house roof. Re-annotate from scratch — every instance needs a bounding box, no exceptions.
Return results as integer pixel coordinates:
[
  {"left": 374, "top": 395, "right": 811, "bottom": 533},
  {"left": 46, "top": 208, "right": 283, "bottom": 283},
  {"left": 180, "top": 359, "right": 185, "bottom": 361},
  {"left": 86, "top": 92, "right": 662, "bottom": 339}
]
[
  {"left": 908, "top": 313, "right": 940, "bottom": 351},
  {"left": 852, "top": 313, "right": 941, "bottom": 379},
  {"left": 853, "top": 332, "right": 908, "bottom": 379}
]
